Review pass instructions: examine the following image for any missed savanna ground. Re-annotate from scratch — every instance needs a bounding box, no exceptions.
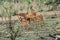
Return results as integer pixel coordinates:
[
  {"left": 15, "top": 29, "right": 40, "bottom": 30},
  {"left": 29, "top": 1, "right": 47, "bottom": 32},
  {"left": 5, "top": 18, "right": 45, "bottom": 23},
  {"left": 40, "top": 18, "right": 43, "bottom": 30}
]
[
  {"left": 0, "top": 0, "right": 60, "bottom": 40},
  {"left": 0, "top": 11, "right": 60, "bottom": 40}
]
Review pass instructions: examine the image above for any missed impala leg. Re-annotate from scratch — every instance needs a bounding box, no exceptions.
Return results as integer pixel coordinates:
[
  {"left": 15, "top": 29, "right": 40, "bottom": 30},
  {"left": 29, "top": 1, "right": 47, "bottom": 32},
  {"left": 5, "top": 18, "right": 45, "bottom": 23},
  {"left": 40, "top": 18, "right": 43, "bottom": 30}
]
[
  {"left": 25, "top": 20, "right": 30, "bottom": 31},
  {"left": 33, "top": 18, "right": 37, "bottom": 27}
]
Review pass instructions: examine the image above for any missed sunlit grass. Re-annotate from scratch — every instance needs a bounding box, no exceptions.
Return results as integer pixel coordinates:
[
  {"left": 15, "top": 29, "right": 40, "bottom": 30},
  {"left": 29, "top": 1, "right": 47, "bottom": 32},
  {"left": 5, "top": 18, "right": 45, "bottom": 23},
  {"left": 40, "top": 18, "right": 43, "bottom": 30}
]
[{"left": 0, "top": 14, "right": 60, "bottom": 40}]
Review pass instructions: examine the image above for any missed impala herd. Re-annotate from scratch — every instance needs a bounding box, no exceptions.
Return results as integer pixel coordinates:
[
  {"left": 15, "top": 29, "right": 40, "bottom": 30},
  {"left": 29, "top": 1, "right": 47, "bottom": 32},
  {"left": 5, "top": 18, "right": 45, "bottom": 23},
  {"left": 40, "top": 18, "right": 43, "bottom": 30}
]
[{"left": 17, "top": 7, "right": 44, "bottom": 30}]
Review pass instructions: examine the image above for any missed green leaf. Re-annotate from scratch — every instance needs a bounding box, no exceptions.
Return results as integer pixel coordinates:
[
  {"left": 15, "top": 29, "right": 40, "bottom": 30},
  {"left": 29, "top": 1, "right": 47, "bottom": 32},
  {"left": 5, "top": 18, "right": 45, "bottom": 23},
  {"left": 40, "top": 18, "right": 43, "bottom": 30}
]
[
  {"left": 2, "top": 1, "right": 12, "bottom": 10},
  {"left": 56, "top": 24, "right": 60, "bottom": 31}
]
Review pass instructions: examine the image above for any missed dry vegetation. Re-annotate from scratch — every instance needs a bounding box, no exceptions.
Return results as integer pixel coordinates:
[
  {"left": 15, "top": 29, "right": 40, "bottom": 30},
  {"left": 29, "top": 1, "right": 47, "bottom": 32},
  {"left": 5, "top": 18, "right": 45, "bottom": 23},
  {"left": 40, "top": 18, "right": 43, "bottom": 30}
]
[{"left": 0, "top": 0, "right": 60, "bottom": 40}]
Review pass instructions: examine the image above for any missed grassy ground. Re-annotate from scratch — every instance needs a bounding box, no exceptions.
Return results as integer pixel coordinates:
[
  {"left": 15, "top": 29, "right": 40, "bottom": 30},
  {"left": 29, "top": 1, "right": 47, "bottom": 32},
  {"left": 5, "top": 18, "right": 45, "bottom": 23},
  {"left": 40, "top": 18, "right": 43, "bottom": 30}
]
[{"left": 0, "top": 13, "right": 60, "bottom": 40}]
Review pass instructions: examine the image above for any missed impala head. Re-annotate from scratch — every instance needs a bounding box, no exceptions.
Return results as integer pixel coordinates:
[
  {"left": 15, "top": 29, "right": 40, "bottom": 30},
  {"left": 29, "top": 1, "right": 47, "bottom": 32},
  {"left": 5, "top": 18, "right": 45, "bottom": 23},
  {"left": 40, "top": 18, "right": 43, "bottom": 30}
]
[{"left": 27, "top": 6, "right": 35, "bottom": 14}]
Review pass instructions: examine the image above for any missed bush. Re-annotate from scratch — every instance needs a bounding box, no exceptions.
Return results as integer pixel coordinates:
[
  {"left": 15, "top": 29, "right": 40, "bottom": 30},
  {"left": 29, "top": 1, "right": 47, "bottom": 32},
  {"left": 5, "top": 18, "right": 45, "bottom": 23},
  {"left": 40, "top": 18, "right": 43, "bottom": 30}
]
[{"left": 56, "top": 24, "right": 60, "bottom": 32}]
